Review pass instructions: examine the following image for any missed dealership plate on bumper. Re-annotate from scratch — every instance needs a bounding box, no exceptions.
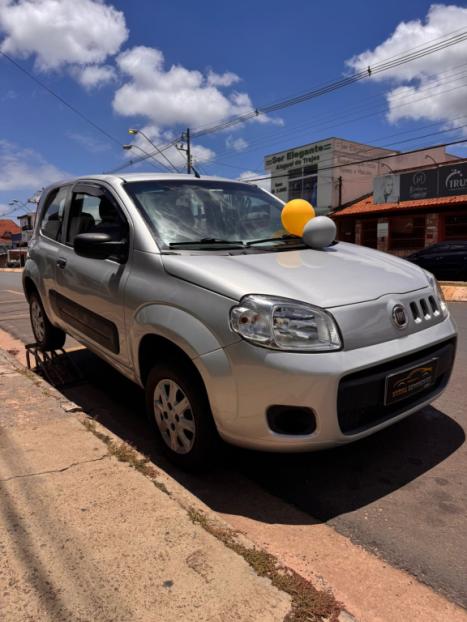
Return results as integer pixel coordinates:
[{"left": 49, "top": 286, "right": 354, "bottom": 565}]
[{"left": 384, "top": 358, "right": 438, "bottom": 406}]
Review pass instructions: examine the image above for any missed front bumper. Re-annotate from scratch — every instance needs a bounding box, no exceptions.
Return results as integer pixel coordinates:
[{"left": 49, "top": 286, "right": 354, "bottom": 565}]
[{"left": 201, "top": 316, "right": 457, "bottom": 451}]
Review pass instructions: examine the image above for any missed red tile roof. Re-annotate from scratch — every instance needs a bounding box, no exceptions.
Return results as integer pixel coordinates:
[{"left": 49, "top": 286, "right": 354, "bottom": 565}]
[
  {"left": 332, "top": 193, "right": 467, "bottom": 218},
  {"left": 0, "top": 219, "right": 21, "bottom": 237}
]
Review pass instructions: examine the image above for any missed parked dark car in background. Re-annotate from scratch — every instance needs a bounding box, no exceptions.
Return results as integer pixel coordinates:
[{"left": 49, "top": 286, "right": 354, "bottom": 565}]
[{"left": 406, "top": 241, "right": 467, "bottom": 281}]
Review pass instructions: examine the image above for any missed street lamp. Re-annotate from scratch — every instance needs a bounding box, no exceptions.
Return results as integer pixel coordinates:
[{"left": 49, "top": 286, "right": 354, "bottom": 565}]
[
  {"left": 380, "top": 162, "right": 394, "bottom": 174},
  {"left": 123, "top": 144, "right": 172, "bottom": 172},
  {"left": 128, "top": 129, "right": 180, "bottom": 172},
  {"left": 425, "top": 154, "right": 438, "bottom": 167}
]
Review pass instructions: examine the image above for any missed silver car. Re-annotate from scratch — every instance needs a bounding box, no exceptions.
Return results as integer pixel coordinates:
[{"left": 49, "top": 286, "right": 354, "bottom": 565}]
[{"left": 23, "top": 174, "right": 457, "bottom": 468}]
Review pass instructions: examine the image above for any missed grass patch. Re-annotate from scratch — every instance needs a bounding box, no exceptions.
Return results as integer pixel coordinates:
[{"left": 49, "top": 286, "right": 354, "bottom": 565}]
[
  {"left": 81, "top": 417, "right": 163, "bottom": 484},
  {"left": 188, "top": 508, "right": 341, "bottom": 622}
]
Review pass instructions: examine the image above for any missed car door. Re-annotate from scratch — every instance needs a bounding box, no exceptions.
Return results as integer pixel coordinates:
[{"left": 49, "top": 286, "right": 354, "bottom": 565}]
[
  {"left": 52, "top": 182, "right": 132, "bottom": 368},
  {"left": 30, "top": 184, "right": 71, "bottom": 314}
]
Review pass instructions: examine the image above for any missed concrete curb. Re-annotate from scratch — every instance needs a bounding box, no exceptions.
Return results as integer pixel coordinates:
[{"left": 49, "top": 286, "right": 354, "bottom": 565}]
[{"left": 440, "top": 282, "right": 467, "bottom": 302}]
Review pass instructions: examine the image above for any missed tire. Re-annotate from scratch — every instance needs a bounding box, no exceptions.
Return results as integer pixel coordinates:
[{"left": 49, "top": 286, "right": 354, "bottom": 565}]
[
  {"left": 145, "top": 358, "right": 219, "bottom": 470},
  {"left": 29, "top": 292, "right": 66, "bottom": 351}
]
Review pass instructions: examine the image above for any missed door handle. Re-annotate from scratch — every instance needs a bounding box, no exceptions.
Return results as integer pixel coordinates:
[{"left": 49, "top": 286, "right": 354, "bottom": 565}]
[{"left": 56, "top": 258, "right": 67, "bottom": 269}]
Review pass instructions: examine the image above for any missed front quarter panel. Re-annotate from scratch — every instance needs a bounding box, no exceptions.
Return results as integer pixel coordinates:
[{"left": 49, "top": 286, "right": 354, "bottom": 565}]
[{"left": 126, "top": 249, "right": 241, "bottom": 374}]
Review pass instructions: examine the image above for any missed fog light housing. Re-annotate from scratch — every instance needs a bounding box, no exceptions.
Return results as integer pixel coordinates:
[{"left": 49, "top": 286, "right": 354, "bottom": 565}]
[{"left": 266, "top": 405, "right": 316, "bottom": 435}]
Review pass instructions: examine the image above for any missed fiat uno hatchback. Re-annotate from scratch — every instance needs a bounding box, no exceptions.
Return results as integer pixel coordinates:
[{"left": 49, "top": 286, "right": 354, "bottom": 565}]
[{"left": 23, "top": 174, "right": 457, "bottom": 468}]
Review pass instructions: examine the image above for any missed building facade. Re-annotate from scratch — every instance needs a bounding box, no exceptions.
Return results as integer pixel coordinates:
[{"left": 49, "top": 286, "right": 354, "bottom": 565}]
[
  {"left": 333, "top": 192, "right": 467, "bottom": 257},
  {"left": 333, "top": 157, "right": 467, "bottom": 256},
  {"left": 264, "top": 137, "right": 452, "bottom": 215}
]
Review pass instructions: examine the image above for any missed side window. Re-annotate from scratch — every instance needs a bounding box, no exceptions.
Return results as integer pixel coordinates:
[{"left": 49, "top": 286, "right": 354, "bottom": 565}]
[
  {"left": 66, "top": 190, "right": 128, "bottom": 246},
  {"left": 40, "top": 187, "right": 68, "bottom": 241}
]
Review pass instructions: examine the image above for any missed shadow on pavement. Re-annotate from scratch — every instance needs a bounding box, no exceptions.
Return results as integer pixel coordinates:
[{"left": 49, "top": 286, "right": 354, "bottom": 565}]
[{"left": 60, "top": 348, "right": 465, "bottom": 524}]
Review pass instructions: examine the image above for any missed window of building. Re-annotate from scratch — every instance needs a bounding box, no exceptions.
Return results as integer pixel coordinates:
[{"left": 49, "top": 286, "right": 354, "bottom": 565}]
[
  {"left": 443, "top": 213, "right": 467, "bottom": 240},
  {"left": 360, "top": 219, "right": 377, "bottom": 248},
  {"left": 389, "top": 215, "right": 426, "bottom": 250}
]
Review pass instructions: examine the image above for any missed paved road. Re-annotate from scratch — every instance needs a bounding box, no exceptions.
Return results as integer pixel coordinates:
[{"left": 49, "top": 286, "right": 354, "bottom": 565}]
[{"left": 1, "top": 272, "right": 466, "bottom": 608}]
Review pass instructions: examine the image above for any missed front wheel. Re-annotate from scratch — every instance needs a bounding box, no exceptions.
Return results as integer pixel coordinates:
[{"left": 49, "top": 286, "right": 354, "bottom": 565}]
[
  {"left": 145, "top": 359, "right": 219, "bottom": 469},
  {"left": 29, "top": 292, "right": 66, "bottom": 350}
]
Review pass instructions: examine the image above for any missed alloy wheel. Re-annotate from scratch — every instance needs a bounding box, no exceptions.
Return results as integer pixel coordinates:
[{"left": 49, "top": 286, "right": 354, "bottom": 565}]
[
  {"left": 153, "top": 379, "right": 196, "bottom": 454},
  {"left": 31, "top": 299, "right": 46, "bottom": 343}
]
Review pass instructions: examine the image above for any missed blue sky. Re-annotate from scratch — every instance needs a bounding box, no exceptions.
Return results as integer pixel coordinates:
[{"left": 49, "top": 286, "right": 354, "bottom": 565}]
[{"left": 1, "top": 0, "right": 467, "bottom": 217}]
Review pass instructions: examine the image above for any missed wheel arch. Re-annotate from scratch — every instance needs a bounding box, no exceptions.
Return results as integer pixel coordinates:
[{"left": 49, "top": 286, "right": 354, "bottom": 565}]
[
  {"left": 138, "top": 333, "right": 205, "bottom": 388},
  {"left": 23, "top": 275, "right": 38, "bottom": 302}
]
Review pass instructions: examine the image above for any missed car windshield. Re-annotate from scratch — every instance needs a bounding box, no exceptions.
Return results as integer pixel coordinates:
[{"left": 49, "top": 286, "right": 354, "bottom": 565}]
[{"left": 124, "top": 179, "right": 295, "bottom": 249}]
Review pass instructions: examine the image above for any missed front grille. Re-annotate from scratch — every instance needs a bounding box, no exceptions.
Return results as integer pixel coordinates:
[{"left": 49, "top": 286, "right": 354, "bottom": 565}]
[
  {"left": 409, "top": 295, "right": 440, "bottom": 325},
  {"left": 337, "top": 338, "right": 456, "bottom": 435}
]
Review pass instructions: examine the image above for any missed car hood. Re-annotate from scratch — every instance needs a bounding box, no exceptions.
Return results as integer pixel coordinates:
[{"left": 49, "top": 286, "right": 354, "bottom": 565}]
[{"left": 161, "top": 242, "right": 430, "bottom": 308}]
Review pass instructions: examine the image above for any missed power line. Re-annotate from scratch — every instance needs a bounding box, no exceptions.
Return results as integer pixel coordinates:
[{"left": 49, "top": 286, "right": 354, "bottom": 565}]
[
  {"left": 191, "top": 30, "right": 467, "bottom": 137},
  {"left": 104, "top": 138, "right": 181, "bottom": 173},
  {"left": 193, "top": 25, "right": 467, "bottom": 134},
  {"left": 0, "top": 50, "right": 123, "bottom": 147},
  {"left": 209, "top": 64, "right": 467, "bottom": 164}
]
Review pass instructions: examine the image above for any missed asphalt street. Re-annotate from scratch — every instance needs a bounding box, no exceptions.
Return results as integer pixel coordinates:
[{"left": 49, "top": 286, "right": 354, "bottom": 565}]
[{"left": 1, "top": 271, "right": 466, "bottom": 608}]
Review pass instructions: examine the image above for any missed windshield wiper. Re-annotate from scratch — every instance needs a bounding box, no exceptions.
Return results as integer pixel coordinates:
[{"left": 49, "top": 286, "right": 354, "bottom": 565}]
[
  {"left": 169, "top": 238, "right": 245, "bottom": 248},
  {"left": 246, "top": 234, "right": 305, "bottom": 247}
]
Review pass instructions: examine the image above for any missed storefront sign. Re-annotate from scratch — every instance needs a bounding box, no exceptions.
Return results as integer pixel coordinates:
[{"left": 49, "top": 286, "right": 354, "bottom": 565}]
[
  {"left": 439, "top": 163, "right": 467, "bottom": 196},
  {"left": 400, "top": 169, "right": 438, "bottom": 201},
  {"left": 373, "top": 175, "right": 400, "bottom": 203},
  {"left": 265, "top": 141, "right": 332, "bottom": 171},
  {"left": 374, "top": 161, "right": 467, "bottom": 204}
]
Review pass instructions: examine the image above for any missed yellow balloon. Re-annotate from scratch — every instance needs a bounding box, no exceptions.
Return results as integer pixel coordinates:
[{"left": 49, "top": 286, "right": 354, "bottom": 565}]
[{"left": 281, "top": 199, "right": 315, "bottom": 236}]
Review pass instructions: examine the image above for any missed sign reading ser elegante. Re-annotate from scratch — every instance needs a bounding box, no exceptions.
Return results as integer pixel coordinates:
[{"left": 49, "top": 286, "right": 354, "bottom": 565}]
[
  {"left": 265, "top": 142, "right": 332, "bottom": 172},
  {"left": 374, "top": 161, "right": 467, "bottom": 204}
]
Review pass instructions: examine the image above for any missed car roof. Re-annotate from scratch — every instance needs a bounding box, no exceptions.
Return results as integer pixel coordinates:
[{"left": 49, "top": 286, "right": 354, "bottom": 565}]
[{"left": 53, "top": 173, "right": 252, "bottom": 185}]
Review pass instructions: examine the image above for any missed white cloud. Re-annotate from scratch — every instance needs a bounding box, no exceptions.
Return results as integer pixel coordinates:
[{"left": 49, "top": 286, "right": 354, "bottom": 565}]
[
  {"left": 0, "top": 0, "right": 128, "bottom": 70},
  {"left": 238, "top": 170, "right": 271, "bottom": 192},
  {"left": 207, "top": 70, "right": 240, "bottom": 87},
  {"left": 0, "top": 140, "right": 67, "bottom": 192},
  {"left": 226, "top": 135, "right": 248, "bottom": 152},
  {"left": 113, "top": 46, "right": 278, "bottom": 130},
  {"left": 75, "top": 64, "right": 117, "bottom": 89},
  {"left": 347, "top": 4, "right": 467, "bottom": 127}
]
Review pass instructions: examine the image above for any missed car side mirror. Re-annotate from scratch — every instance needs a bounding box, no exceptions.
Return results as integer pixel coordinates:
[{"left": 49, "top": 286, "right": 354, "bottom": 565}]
[{"left": 74, "top": 232, "right": 128, "bottom": 262}]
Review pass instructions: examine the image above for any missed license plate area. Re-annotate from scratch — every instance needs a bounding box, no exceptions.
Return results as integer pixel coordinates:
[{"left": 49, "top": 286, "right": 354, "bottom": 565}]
[{"left": 384, "top": 358, "right": 438, "bottom": 406}]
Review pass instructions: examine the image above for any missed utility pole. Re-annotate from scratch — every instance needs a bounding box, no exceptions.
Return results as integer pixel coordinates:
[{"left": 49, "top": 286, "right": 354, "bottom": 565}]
[
  {"left": 185, "top": 128, "right": 192, "bottom": 174},
  {"left": 338, "top": 176, "right": 342, "bottom": 207},
  {"left": 177, "top": 128, "right": 200, "bottom": 177}
]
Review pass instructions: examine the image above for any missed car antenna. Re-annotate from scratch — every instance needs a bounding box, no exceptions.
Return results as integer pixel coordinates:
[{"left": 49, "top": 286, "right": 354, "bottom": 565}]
[{"left": 192, "top": 165, "right": 201, "bottom": 179}]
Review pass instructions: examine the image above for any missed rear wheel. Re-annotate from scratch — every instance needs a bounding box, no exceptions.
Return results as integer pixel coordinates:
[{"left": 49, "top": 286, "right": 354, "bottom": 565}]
[
  {"left": 29, "top": 292, "right": 66, "bottom": 350},
  {"left": 145, "top": 359, "right": 219, "bottom": 469}
]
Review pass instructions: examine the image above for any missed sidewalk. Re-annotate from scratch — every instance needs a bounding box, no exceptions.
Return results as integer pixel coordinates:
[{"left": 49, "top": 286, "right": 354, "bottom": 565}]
[{"left": 0, "top": 348, "right": 296, "bottom": 622}]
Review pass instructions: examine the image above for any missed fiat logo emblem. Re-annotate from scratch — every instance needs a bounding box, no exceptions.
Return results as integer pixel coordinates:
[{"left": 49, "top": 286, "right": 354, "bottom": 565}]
[{"left": 392, "top": 304, "right": 408, "bottom": 329}]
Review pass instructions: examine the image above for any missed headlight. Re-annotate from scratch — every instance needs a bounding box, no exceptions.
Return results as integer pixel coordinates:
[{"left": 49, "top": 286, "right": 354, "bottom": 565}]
[
  {"left": 230, "top": 295, "right": 342, "bottom": 351},
  {"left": 423, "top": 270, "right": 449, "bottom": 319}
]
